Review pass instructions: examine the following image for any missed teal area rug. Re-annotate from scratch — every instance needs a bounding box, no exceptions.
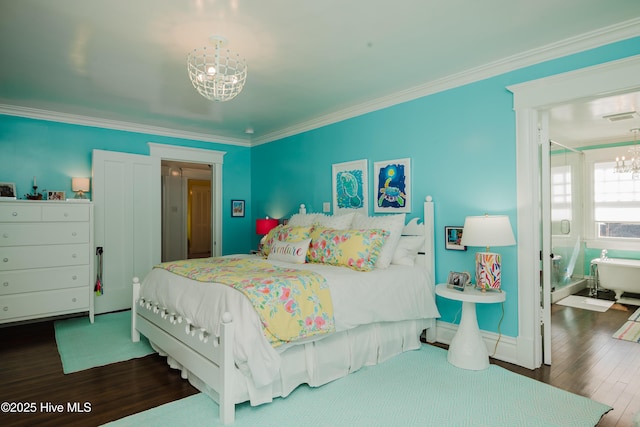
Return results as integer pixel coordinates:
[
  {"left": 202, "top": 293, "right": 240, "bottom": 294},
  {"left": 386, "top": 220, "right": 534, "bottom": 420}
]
[
  {"left": 54, "top": 310, "right": 154, "bottom": 373},
  {"left": 102, "top": 344, "right": 610, "bottom": 427}
]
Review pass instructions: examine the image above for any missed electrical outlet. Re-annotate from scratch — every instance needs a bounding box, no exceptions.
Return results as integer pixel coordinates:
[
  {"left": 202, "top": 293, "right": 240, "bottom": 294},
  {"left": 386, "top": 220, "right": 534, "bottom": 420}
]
[{"left": 323, "top": 202, "right": 330, "bottom": 213}]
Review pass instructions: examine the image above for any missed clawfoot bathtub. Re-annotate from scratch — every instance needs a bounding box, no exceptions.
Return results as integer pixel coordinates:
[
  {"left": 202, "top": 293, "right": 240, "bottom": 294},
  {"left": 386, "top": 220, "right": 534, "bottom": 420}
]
[{"left": 592, "top": 257, "right": 640, "bottom": 306}]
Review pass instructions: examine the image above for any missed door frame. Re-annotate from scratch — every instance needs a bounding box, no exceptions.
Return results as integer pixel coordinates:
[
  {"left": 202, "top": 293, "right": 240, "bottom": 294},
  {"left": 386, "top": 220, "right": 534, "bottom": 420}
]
[
  {"left": 149, "top": 143, "right": 225, "bottom": 257},
  {"left": 508, "top": 55, "right": 640, "bottom": 369}
]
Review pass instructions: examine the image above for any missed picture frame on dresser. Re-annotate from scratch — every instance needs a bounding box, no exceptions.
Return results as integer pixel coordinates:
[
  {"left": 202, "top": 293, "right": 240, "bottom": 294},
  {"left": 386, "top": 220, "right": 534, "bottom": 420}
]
[
  {"left": 47, "top": 191, "right": 66, "bottom": 201},
  {"left": 0, "top": 182, "right": 17, "bottom": 200}
]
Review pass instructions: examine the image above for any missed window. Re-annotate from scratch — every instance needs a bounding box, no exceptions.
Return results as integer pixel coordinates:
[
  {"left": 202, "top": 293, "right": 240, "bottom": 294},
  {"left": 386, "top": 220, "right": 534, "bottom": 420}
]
[
  {"left": 593, "top": 160, "right": 640, "bottom": 239},
  {"left": 551, "top": 164, "right": 572, "bottom": 223}
]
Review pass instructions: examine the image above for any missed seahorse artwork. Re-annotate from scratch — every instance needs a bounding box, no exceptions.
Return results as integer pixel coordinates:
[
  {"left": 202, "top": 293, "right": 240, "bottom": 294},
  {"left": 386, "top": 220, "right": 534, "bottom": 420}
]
[{"left": 336, "top": 170, "right": 364, "bottom": 209}]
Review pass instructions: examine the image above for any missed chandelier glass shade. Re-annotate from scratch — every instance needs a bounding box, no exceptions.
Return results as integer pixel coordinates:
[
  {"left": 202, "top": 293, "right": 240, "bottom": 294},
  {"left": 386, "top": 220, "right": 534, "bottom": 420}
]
[
  {"left": 614, "top": 128, "right": 640, "bottom": 179},
  {"left": 187, "top": 36, "right": 247, "bottom": 102}
]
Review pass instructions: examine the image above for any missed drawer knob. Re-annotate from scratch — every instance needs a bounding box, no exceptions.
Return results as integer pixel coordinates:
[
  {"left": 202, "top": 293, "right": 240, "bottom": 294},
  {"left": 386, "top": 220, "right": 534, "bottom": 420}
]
[
  {"left": 11, "top": 212, "right": 17, "bottom": 217},
  {"left": 2, "top": 306, "right": 7, "bottom": 311},
  {"left": 2, "top": 233, "right": 7, "bottom": 238},
  {"left": 72, "top": 275, "right": 77, "bottom": 280},
  {"left": 2, "top": 281, "right": 8, "bottom": 287},
  {"left": 72, "top": 297, "right": 77, "bottom": 303},
  {"left": 72, "top": 232, "right": 77, "bottom": 237},
  {"left": 72, "top": 254, "right": 77, "bottom": 259},
  {"left": 64, "top": 212, "right": 69, "bottom": 217},
  {"left": 2, "top": 258, "right": 8, "bottom": 263}
]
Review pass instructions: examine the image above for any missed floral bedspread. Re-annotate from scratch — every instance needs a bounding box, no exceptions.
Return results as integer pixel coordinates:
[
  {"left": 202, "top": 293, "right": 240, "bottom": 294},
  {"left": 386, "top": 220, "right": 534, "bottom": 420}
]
[{"left": 154, "top": 257, "right": 335, "bottom": 347}]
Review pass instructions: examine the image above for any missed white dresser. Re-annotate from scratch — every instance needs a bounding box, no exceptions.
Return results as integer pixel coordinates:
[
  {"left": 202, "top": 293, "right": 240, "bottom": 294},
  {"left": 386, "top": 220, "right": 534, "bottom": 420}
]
[{"left": 0, "top": 201, "right": 94, "bottom": 324}]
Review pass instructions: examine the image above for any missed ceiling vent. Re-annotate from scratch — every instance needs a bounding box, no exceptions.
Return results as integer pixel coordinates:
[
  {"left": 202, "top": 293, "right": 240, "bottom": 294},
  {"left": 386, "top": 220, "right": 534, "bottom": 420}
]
[{"left": 603, "top": 111, "right": 638, "bottom": 122}]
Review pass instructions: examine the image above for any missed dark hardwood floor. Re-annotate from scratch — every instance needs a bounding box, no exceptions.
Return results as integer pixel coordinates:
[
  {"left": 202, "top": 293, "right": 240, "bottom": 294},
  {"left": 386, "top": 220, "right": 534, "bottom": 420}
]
[{"left": 1, "top": 292, "right": 639, "bottom": 426}]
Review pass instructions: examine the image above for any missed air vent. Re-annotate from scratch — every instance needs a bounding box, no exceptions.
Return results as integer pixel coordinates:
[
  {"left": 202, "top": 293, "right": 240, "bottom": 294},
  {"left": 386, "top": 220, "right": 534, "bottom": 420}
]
[{"left": 603, "top": 111, "right": 638, "bottom": 122}]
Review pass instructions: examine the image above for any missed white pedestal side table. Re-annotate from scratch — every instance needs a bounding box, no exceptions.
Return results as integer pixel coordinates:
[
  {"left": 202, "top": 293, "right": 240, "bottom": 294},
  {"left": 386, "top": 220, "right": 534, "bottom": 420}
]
[{"left": 435, "top": 284, "right": 506, "bottom": 370}]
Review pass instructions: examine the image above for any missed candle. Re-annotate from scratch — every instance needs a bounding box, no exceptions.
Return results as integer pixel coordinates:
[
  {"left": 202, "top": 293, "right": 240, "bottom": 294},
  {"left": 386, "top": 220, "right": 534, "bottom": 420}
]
[{"left": 33, "top": 176, "right": 37, "bottom": 187}]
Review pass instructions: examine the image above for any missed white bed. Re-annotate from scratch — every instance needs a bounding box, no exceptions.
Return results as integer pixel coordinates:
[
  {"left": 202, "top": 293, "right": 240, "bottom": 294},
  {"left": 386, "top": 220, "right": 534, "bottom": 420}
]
[{"left": 132, "top": 197, "right": 438, "bottom": 424}]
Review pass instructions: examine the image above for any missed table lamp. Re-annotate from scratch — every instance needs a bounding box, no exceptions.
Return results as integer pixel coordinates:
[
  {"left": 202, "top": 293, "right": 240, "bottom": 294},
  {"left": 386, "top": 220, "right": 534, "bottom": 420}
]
[
  {"left": 256, "top": 217, "right": 279, "bottom": 252},
  {"left": 72, "top": 177, "right": 90, "bottom": 199},
  {"left": 460, "top": 214, "right": 516, "bottom": 292}
]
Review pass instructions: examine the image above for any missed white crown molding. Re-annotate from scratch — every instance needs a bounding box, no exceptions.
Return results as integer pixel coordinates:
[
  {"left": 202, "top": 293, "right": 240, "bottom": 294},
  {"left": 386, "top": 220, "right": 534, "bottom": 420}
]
[
  {"left": 0, "top": 104, "right": 252, "bottom": 147},
  {"left": 252, "top": 17, "right": 640, "bottom": 146}
]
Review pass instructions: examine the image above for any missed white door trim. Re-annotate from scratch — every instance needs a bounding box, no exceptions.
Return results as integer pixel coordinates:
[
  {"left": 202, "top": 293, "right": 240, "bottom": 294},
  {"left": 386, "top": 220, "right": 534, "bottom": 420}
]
[
  {"left": 508, "top": 55, "right": 640, "bottom": 369},
  {"left": 149, "top": 143, "right": 226, "bottom": 257}
]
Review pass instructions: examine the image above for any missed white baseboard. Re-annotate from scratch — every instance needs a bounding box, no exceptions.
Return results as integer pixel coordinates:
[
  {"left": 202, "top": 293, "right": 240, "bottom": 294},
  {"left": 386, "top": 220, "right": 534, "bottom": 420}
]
[{"left": 435, "top": 320, "right": 519, "bottom": 366}]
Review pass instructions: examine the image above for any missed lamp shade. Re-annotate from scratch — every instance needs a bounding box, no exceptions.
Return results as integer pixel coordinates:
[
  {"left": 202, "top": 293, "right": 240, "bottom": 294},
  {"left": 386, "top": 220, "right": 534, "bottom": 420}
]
[
  {"left": 256, "top": 218, "right": 279, "bottom": 235},
  {"left": 71, "top": 177, "right": 90, "bottom": 199},
  {"left": 460, "top": 215, "right": 515, "bottom": 250},
  {"left": 72, "top": 177, "right": 90, "bottom": 192}
]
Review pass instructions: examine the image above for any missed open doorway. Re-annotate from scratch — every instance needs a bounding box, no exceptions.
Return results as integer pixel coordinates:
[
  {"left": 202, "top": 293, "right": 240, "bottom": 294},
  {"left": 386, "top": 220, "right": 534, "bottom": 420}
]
[
  {"left": 161, "top": 160, "right": 212, "bottom": 262},
  {"left": 509, "top": 56, "right": 640, "bottom": 369}
]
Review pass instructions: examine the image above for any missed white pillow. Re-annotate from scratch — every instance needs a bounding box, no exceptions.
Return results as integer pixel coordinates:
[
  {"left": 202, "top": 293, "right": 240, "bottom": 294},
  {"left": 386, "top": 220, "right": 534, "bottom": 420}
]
[
  {"left": 392, "top": 235, "right": 424, "bottom": 266},
  {"left": 352, "top": 213, "right": 406, "bottom": 269},
  {"left": 314, "top": 212, "right": 355, "bottom": 230},
  {"left": 288, "top": 213, "right": 320, "bottom": 227},
  {"left": 267, "top": 239, "right": 311, "bottom": 264}
]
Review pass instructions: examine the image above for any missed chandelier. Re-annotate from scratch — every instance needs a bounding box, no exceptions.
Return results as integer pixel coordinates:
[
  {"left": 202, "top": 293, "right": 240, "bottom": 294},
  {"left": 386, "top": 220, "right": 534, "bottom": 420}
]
[
  {"left": 614, "top": 128, "right": 640, "bottom": 179},
  {"left": 187, "top": 36, "right": 247, "bottom": 102}
]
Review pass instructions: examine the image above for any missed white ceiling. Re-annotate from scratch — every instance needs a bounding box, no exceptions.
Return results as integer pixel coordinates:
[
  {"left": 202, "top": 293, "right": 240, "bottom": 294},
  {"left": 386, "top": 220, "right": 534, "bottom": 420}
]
[{"left": 1, "top": 0, "right": 639, "bottom": 147}]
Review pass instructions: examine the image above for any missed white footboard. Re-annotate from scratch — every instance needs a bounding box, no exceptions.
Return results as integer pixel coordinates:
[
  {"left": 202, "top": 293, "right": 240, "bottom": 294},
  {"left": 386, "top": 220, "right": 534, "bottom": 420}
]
[{"left": 131, "top": 277, "right": 236, "bottom": 424}]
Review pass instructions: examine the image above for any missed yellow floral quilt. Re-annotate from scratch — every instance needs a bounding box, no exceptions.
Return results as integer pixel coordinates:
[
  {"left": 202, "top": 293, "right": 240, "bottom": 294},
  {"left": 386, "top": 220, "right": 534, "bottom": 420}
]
[{"left": 155, "top": 257, "right": 335, "bottom": 347}]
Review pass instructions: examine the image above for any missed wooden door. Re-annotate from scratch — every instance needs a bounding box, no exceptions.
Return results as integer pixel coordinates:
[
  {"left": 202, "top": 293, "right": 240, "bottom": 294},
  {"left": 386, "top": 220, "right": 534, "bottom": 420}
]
[{"left": 188, "top": 179, "right": 211, "bottom": 258}]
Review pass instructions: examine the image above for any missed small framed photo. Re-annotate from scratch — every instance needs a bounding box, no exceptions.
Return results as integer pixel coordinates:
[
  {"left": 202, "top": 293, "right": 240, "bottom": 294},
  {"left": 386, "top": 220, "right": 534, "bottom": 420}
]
[
  {"left": 445, "top": 226, "right": 466, "bottom": 251},
  {"left": 231, "top": 199, "right": 245, "bottom": 217},
  {"left": 447, "top": 271, "right": 471, "bottom": 291},
  {"left": 0, "top": 182, "right": 17, "bottom": 200},
  {"left": 47, "top": 191, "right": 65, "bottom": 201}
]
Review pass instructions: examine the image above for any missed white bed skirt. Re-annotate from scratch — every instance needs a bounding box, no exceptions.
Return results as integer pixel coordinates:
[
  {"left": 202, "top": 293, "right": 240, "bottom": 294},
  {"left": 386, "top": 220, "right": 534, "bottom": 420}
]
[{"left": 152, "top": 318, "right": 430, "bottom": 406}]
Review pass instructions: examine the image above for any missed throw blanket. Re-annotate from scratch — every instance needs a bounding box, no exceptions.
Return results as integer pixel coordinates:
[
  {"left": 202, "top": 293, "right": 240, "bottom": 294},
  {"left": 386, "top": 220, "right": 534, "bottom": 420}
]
[{"left": 155, "top": 257, "right": 335, "bottom": 347}]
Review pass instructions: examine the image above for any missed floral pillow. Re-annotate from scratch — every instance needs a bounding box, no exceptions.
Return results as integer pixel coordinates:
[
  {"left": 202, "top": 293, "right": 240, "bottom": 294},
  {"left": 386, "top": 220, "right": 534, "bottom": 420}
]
[
  {"left": 308, "top": 227, "right": 389, "bottom": 271},
  {"left": 261, "top": 225, "right": 313, "bottom": 256},
  {"left": 352, "top": 213, "right": 406, "bottom": 269}
]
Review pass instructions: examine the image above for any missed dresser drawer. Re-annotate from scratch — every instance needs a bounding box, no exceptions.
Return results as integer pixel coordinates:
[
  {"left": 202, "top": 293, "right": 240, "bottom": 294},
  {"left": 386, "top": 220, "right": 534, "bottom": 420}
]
[
  {"left": 0, "top": 244, "right": 90, "bottom": 271},
  {"left": 0, "top": 222, "right": 90, "bottom": 247},
  {"left": 43, "top": 204, "right": 90, "bottom": 222},
  {"left": 0, "top": 266, "right": 90, "bottom": 295},
  {"left": 0, "top": 204, "right": 42, "bottom": 222},
  {"left": 0, "top": 287, "right": 90, "bottom": 322}
]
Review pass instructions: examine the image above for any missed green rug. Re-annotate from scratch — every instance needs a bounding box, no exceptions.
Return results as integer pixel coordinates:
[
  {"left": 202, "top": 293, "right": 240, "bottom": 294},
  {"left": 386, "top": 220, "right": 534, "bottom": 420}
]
[
  {"left": 102, "top": 345, "right": 610, "bottom": 427},
  {"left": 54, "top": 310, "right": 154, "bottom": 373}
]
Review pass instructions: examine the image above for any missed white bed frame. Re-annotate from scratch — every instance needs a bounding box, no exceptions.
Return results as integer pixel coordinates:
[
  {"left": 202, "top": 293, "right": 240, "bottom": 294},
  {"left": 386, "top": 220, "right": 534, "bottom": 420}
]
[{"left": 131, "top": 197, "right": 436, "bottom": 424}]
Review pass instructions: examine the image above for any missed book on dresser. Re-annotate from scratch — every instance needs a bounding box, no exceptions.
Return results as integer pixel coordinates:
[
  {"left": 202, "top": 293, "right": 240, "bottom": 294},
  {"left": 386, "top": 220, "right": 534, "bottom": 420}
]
[{"left": 0, "top": 201, "right": 94, "bottom": 324}]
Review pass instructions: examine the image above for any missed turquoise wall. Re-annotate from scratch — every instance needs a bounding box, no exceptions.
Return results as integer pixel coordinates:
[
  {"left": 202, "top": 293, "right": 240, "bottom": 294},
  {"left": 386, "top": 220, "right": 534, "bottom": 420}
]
[
  {"left": 0, "top": 116, "right": 253, "bottom": 255},
  {"left": 1, "top": 36, "right": 639, "bottom": 338},
  {"left": 252, "top": 37, "right": 640, "bottom": 337}
]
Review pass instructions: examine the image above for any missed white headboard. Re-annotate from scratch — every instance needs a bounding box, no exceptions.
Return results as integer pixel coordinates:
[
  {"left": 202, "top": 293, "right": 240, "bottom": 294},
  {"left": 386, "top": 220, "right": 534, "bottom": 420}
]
[{"left": 402, "top": 196, "right": 435, "bottom": 286}]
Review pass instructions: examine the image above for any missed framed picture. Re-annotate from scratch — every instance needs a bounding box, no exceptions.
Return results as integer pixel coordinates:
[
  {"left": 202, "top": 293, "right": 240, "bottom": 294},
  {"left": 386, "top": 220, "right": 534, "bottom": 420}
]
[
  {"left": 0, "top": 182, "right": 17, "bottom": 200},
  {"left": 447, "top": 271, "right": 471, "bottom": 291},
  {"left": 47, "top": 191, "right": 65, "bottom": 201},
  {"left": 374, "top": 158, "right": 411, "bottom": 213},
  {"left": 445, "top": 226, "right": 466, "bottom": 250},
  {"left": 332, "top": 159, "right": 368, "bottom": 215},
  {"left": 231, "top": 199, "right": 245, "bottom": 217}
]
